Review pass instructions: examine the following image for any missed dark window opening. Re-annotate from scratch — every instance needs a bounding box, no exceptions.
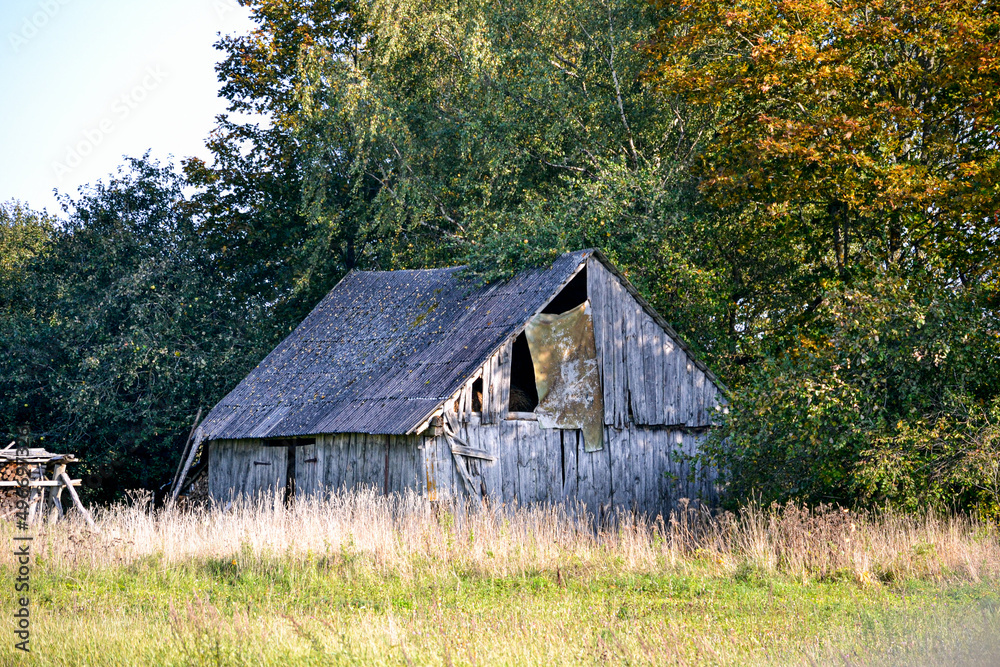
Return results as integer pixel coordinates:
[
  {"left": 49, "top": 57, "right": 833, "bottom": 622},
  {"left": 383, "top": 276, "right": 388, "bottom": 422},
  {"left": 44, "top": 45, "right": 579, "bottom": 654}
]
[
  {"left": 541, "top": 266, "right": 587, "bottom": 314},
  {"left": 472, "top": 377, "right": 483, "bottom": 412},
  {"left": 285, "top": 443, "right": 296, "bottom": 505},
  {"left": 509, "top": 332, "right": 539, "bottom": 412}
]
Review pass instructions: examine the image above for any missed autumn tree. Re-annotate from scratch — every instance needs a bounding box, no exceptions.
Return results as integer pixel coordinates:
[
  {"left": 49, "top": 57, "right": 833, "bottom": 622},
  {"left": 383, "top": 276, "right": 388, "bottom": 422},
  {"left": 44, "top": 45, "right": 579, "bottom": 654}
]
[
  {"left": 649, "top": 0, "right": 1000, "bottom": 287},
  {"left": 650, "top": 0, "right": 1000, "bottom": 510}
]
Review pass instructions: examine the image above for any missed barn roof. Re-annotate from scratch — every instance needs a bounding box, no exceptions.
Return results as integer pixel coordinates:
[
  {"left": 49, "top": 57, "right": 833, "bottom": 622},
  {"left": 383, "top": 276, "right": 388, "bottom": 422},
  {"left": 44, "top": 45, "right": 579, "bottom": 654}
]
[
  {"left": 199, "top": 249, "right": 724, "bottom": 441},
  {"left": 199, "top": 250, "right": 594, "bottom": 440}
]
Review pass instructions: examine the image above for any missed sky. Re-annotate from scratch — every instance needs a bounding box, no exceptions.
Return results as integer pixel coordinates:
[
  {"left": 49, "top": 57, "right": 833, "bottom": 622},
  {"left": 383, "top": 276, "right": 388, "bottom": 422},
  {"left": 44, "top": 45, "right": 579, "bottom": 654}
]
[{"left": 0, "top": 0, "right": 257, "bottom": 214}]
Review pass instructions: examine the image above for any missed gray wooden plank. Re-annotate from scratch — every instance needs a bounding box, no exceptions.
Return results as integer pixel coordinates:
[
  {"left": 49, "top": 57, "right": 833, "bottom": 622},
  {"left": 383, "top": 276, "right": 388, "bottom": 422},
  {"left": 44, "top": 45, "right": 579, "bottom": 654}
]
[
  {"left": 541, "top": 428, "right": 562, "bottom": 504},
  {"left": 627, "top": 304, "right": 648, "bottom": 424},
  {"left": 497, "top": 341, "right": 512, "bottom": 421},
  {"left": 662, "top": 338, "right": 677, "bottom": 425},
  {"left": 537, "top": 424, "right": 554, "bottom": 505},
  {"left": 530, "top": 422, "right": 546, "bottom": 505},
  {"left": 645, "top": 316, "right": 665, "bottom": 426},
  {"left": 675, "top": 350, "right": 690, "bottom": 425},
  {"left": 385, "top": 435, "right": 398, "bottom": 494},
  {"left": 642, "top": 429, "right": 657, "bottom": 514},
  {"left": 560, "top": 429, "right": 578, "bottom": 502},
  {"left": 608, "top": 426, "right": 626, "bottom": 509},
  {"left": 350, "top": 433, "right": 364, "bottom": 490},
  {"left": 638, "top": 427, "right": 651, "bottom": 513},
  {"left": 331, "top": 434, "right": 344, "bottom": 491},
  {"left": 588, "top": 259, "right": 614, "bottom": 425},
  {"left": 516, "top": 421, "right": 532, "bottom": 505},
  {"left": 486, "top": 352, "right": 499, "bottom": 424},
  {"left": 693, "top": 370, "right": 706, "bottom": 426},
  {"left": 530, "top": 426, "right": 545, "bottom": 505},
  {"left": 588, "top": 428, "right": 611, "bottom": 520},
  {"left": 477, "top": 422, "right": 501, "bottom": 499},
  {"left": 573, "top": 431, "right": 594, "bottom": 516},
  {"left": 609, "top": 278, "right": 626, "bottom": 428},
  {"left": 422, "top": 437, "right": 438, "bottom": 501},
  {"left": 498, "top": 421, "right": 515, "bottom": 504},
  {"left": 208, "top": 440, "right": 225, "bottom": 502},
  {"left": 653, "top": 429, "right": 669, "bottom": 516}
]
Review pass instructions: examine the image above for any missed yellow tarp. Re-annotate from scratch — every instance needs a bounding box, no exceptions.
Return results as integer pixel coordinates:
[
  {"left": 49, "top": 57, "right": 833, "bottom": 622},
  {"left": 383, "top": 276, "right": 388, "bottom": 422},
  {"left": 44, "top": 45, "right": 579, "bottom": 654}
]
[{"left": 524, "top": 301, "right": 604, "bottom": 451}]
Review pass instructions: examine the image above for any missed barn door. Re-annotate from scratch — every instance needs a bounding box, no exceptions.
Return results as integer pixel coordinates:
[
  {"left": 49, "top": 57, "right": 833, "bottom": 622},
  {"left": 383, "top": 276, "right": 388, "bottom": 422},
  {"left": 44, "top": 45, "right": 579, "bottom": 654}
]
[
  {"left": 294, "top": 440, "right": 321, "bottom": 497},
  {"left": 241, "top": 441, "right": 287, "bottom": 501}
]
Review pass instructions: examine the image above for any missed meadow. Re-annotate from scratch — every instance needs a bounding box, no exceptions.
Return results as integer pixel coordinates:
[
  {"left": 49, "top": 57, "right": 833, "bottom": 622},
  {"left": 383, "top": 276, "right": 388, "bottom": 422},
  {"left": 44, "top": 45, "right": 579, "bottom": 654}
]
[{"left": 1, "top": 490, "right": 998, "bottom": 666}]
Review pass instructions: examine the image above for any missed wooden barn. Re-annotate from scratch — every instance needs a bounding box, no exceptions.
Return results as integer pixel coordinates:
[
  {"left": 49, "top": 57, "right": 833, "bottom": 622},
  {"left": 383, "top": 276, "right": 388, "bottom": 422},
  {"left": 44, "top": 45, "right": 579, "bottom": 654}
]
[{"left": 195, "top": 249, "right": 725, "bottom": 516}]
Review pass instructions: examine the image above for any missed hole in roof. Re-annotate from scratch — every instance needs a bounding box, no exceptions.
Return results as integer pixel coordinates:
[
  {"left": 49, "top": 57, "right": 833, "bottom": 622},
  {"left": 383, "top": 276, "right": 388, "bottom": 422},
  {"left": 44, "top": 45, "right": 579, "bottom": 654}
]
[
  {"left": 541, "top": 266, "right": 587, "bottom": 314},
  {"left": 509, "top": 332, "right": 539, "bottom": 412}
]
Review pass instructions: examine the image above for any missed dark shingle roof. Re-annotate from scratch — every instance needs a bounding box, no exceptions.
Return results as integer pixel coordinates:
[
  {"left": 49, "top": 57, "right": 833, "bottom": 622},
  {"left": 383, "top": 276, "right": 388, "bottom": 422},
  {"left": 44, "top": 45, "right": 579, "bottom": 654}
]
[{"left": 200, "top": 250, "right": 593, "bottom": 440}]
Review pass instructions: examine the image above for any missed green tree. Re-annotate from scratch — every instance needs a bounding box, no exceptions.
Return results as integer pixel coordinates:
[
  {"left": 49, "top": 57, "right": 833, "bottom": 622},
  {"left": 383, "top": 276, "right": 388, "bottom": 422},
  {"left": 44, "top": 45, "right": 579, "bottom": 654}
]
[
  {"left": 292, "top": 0, "right": 757, "bottom": 361},
  {"left": 0, "top": 157, "right": 269, "bottom": 499},
  {"left": 0, "top": 200, "right": 55, "bottom": 298},
  {"left": 705, "top": 275, "right": 1000, "bottom": 513},
  {"left": 183, "top": 0, "right": 368, "bottom": 330}
]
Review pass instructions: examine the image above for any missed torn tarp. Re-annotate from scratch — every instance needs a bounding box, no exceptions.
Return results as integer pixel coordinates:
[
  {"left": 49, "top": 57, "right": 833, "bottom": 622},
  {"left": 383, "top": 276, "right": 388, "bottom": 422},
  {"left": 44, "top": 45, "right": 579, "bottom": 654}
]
[{"left": 524, "top": 301, "right": 604, "bottom": 451}]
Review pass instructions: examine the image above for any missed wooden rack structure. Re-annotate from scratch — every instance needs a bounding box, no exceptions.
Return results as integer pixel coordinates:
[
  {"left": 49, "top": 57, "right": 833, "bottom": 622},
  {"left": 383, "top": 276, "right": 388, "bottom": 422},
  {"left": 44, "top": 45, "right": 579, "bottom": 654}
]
[{"left": 0, "top": 444, "right": 96, "bottom": 529}]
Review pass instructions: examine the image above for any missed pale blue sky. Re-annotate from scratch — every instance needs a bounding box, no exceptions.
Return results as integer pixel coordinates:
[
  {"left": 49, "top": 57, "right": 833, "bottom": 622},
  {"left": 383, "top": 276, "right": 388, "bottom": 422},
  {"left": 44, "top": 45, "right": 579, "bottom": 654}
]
[{"left": 0, "top": 0, "right": 256, "bottom": 213}]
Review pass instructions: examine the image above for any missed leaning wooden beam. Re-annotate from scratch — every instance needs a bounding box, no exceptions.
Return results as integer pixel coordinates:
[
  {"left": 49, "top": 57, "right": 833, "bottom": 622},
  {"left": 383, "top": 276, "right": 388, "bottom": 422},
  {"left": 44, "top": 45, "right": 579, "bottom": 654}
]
[
  {"left": 170, "top": 408, "right": 202, "bottom": 502},
  {"left": 449, "top": 444, "right": 496, "bottom": 462},
  {"left": 443, "top": 411, "right": 480, "bottom": 497},
  {"left": 58, "top": 472, "right": 98, "bottom": 531}
]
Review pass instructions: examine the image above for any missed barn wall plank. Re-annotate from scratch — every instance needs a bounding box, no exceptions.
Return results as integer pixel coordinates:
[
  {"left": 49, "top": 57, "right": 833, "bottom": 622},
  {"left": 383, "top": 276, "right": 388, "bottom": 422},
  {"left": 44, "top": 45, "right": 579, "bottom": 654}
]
[
  {"left": 611, "top": 268, "right": 627, "bottom": 427},
  {"left": 496, "top": 340, "right": 512, "bottom": 422},
  {"left": 208, "top": 440, "right": 229, "bottom": 502},
  {"left": 608, "top": 426, "right": 627, "bottom": 509},
  {"left": 626, "top": 304, "right": 648, "bottom": 424},
  {"left": 574, "top": 430, "right": 595, "bottom": 516},
  {"left": 645, "top": 317, "right": 665, "bottom": 425},
  {"left": 560, "top": 430, "right": 578, "bottom": 502},
  {"left": 499, "top": 420, "right": 517, "bottom": 504}
]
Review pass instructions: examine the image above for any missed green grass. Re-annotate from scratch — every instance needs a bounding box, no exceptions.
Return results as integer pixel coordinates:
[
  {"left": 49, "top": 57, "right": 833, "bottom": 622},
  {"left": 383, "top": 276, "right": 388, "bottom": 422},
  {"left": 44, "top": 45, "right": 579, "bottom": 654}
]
[
  {"left": 3, "top": 553, "right": 999, "bottom": 666},
  {"left": 2, "top": 493, "right": 998, "bottom": 665}
]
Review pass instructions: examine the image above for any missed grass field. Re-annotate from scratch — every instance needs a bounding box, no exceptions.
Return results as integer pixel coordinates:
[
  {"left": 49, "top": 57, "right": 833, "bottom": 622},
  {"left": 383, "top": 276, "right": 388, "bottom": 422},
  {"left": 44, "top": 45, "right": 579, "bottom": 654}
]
[{"left": 1, "top": 491, "right": 998, "bottom": 666}]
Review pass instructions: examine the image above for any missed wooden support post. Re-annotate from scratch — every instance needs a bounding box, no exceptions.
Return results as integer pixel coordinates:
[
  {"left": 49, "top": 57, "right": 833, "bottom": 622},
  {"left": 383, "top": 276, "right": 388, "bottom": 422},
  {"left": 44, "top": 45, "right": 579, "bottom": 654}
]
[
  {"left": 26, "top": 465, "right": 43, "bottom": 525},
  {"left": 59, "top": 472, "right": 98, "bottom": 531},
  {"left": 47, "top": 461, "right": 67, "bottom": 524}
]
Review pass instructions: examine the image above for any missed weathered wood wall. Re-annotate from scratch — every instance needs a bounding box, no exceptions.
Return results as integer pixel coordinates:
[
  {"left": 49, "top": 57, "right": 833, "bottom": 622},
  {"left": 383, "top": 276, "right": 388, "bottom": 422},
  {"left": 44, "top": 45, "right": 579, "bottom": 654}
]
[
  {"left": 586, "top": 257, "right": 722, "bottom": 429},
  {"left": 208, "top": 439, "right": 287, "bottom": 501},
  {"left": 209, "top": 434, "right": 423, "bottom": 502},
  {"left": 426, "top": 413, "right": 717, "bottom": 516}
]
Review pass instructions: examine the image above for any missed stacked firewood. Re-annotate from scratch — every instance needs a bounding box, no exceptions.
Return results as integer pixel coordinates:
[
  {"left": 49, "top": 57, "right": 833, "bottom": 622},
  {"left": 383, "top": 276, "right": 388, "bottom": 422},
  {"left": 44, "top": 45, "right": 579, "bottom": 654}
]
[{"left": 0, "top": 462, "right": 27, "bottom": 515}]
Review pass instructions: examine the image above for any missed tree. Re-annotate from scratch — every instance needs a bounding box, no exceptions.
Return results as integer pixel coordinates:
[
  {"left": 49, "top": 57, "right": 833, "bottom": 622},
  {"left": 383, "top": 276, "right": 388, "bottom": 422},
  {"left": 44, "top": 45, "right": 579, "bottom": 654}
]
[
  {"left": 0, "top": 200, "right": 55, "bottom": 294},
  {"left": 705, "top": 274, "right": 1000, "bottom": 513},
  {"left": 292, "top": 0, "right": 761, "bottom": 359},
  {"left": 184, "top": 0, "right": 369, "bottom": 330},
  {"left": 0, "top": 157, "right": 269, "bottom": 499},
  {"left": 650, "top": 0, "right": 1000, "bottom": 510},
  {"left": 648, "top": 0, "right": 1000, "bottom": 287}
]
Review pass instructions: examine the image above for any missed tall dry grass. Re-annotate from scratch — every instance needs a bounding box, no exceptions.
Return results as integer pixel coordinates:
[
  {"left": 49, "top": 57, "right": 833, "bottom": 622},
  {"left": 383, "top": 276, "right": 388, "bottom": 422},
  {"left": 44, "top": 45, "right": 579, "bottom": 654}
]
[{"left": 5, "top": 488, "right": 998, "bottom": 585}]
